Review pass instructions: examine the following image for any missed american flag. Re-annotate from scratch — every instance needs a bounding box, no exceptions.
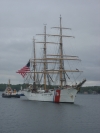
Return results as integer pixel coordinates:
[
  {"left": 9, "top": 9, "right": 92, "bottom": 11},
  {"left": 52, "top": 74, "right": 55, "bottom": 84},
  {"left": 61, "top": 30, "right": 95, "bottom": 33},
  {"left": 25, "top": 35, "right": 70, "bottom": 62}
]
[{"left": 16, "top": 61, "right": 30, "bottom": 78}]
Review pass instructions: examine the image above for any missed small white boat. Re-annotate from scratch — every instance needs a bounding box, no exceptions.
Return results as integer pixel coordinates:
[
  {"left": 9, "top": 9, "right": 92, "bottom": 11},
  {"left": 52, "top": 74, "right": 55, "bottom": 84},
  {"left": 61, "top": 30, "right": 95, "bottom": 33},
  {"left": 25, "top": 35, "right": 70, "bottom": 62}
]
[{"left": 18, "top": 87, "right": 24, "bottom": 96}]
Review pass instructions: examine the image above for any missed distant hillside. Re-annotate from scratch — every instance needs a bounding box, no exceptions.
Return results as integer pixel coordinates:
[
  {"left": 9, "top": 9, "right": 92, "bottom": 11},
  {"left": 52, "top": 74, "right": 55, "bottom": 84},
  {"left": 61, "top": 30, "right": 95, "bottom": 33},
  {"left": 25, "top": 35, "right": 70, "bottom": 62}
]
[
  {"left": 0, "top": 84, "right": 26, "bottom": 91},
  {"left": 0, "top": 84, "right": 100, "bottom": 94},
  {"left": 79, "top": 86, "right": 100, "bottom": 94}
]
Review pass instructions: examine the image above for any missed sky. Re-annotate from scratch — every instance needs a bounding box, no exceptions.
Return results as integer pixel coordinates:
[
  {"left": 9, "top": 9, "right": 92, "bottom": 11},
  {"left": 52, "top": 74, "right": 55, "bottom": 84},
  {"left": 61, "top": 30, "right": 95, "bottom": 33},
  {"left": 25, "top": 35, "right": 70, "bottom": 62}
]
[{"left": 0, "top": 0, "right": 100, "bottom": 86}]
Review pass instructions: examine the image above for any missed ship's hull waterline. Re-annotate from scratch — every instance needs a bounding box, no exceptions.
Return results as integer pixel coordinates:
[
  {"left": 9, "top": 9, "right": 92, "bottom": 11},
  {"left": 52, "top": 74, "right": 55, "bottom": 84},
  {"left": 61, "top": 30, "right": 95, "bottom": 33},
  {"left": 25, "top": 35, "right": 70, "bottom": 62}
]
[{"left": 23, "top": 88, "right": 78, "bottom": 103}]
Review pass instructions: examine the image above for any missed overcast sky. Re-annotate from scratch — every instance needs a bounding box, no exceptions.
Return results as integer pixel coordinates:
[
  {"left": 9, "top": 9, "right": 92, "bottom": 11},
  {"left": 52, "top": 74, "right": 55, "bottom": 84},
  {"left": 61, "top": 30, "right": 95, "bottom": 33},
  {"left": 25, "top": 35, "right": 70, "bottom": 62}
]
[{"left": 0, "top": 0, "right": 100, "bottom": 86}]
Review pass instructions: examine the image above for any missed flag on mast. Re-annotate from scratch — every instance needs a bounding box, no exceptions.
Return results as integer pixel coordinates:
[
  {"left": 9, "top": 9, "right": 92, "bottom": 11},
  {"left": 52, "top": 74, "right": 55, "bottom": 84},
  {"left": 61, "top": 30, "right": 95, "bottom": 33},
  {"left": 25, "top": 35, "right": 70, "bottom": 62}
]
[{"left": 16, "top": 61, "right": 30, "bottom": 78}]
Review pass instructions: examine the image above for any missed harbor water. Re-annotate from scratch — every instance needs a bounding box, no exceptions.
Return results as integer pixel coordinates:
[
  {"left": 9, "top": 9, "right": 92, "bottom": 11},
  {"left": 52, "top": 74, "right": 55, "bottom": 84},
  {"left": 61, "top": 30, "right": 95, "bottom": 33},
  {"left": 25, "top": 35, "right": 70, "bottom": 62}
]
[{"left": 0, "top": 92, "right": 100, "bottom": 133}]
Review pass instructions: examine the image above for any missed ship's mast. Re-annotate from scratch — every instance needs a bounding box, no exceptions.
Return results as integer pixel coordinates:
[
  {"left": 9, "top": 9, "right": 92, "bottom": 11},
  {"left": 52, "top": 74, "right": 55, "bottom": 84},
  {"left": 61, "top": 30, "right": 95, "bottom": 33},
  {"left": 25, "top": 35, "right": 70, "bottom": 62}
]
[
  {"left": 59, "top": 15, "right": 64, "bottom": 87},
  {"left": 36, "top": 25, "right": 58, "bottom": 90},
  {"left": 8, "top": 79, "right": 10, "bottom": 87},
  {"left": 30, "top": 16, "right": 83, "bottom": 89},
  {"left": 33, "top": 38, "right": 36, "bottom": 89},
  {"left": 43, "top": 25, "right": 47, "bottom": 90}
]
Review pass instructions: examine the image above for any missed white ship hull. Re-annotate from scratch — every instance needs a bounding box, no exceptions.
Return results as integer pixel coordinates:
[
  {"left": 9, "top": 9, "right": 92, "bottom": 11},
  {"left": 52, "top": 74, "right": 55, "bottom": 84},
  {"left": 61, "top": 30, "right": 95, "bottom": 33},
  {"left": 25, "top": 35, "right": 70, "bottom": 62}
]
[{"left": 23, "top": 88, "right": 78, "bottom": 103}]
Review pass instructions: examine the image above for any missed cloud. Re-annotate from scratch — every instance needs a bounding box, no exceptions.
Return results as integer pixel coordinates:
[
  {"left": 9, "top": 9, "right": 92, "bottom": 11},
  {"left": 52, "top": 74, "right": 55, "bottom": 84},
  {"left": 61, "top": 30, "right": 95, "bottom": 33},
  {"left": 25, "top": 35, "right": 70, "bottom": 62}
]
[{"left": 0, "top": 0, "right": 100, "bottom": 86}]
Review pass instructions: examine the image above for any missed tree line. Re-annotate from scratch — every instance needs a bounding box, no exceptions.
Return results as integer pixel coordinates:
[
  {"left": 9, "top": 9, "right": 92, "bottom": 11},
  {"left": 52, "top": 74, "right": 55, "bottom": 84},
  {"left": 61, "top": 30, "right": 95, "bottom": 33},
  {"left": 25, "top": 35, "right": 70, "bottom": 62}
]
[
  {"left": 0, "top": 84, "right": 100, "bottom": 94},
  {"left": 79, "top": 86, "right": 100, "bottom": 94},
  {"left": 0, "top": 84, "right": 26, "bottom": 92}
]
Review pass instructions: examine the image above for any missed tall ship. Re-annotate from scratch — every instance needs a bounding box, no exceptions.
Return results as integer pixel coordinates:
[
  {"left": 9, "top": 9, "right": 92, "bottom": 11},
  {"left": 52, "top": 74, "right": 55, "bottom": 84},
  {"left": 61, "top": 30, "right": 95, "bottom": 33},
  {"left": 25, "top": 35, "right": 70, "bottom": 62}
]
[{"left": 17, "top": 16, "right": 86, "bottom": 103}]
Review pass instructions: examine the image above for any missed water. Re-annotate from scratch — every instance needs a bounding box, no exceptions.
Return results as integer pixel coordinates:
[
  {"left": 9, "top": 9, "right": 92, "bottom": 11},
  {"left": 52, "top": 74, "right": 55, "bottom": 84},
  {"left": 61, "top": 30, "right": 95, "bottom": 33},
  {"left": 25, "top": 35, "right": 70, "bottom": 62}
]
[{"left": 0, "top": 92, "right": 100, "bottom": 133}]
